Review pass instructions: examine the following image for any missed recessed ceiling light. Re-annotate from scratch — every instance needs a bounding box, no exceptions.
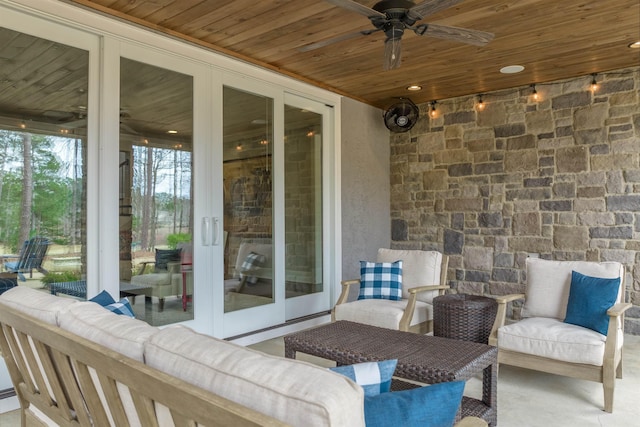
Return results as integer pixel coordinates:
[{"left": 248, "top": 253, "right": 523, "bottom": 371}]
[
  {"left": 167, "top": 130, "right": 178, "bottom": 134},
  {"left": 500, "top": 65, "right": 525, "bottom": 74},
  {"left": 407, "top": 84, "right": 422, "bottom": 91},
  {"left": 629, "top": 41, "right": 640, "bottom": 49}
]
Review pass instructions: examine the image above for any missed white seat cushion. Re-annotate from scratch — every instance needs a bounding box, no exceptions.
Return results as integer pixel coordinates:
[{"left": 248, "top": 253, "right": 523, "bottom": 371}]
[
  {"left": 131, "top": 272, "right": 171, "bottom": 286},
  {"left": 334, "top": 298, "right": 432, "bottom": 330},
  {"left": 498, "top": 317, "right": 623, "bottom": 366},
  {"left": 144, "top": 325, "right": 364, "bottom": 427},
  {"left": 0, "top": 286, "right": 77, "bottom": 325}
]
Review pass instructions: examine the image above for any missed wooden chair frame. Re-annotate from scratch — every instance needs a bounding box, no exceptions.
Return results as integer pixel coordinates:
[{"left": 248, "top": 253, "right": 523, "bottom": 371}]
[{"left": 488, "top": 288, "right": 631, "bottom": 413}]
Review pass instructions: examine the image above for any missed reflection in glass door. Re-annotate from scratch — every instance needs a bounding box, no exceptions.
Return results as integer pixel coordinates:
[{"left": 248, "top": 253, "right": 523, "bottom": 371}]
[
  {"left": 284, "top": 105, "right": 323, "bottom": 297},
  {"left": 119, "top": 58, "right": 194, "bottom": 326},
  {"left": 0, "top": 27, "right": 89, "bottom": 296},
  {"left": 222, "top": 86, "right": 274, "bottom": 314},
  {"left": 284, "top": 95, "right": 331, "bottom": 320}
]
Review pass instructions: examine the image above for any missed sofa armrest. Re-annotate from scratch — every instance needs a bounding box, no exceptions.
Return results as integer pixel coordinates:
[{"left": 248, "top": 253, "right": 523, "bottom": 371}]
[{"left": 488, "top": 293, "right": 525, "bottom": 346}]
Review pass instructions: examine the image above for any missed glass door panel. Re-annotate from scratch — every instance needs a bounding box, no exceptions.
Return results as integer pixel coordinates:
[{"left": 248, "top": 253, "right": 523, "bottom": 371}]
[
  {"left": 0, "top": 27, "right": 88, "bottom": 293},
  {"left": 284, "top": 105, "right": 323, "bottom": 298},
  {"left": 283, "top": 94, "right": 332, "bottom": 319},
  {"left": 222, "top": 86, "right": 274, "bottom": 313},
  {"left": 119, "top": 58, "right": 194, "bottom": 326}
]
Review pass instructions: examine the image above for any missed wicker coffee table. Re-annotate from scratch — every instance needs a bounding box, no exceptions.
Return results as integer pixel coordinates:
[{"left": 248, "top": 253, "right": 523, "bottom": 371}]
[{"left": 284, "top": 321, "right": 498, "bottom": 426}]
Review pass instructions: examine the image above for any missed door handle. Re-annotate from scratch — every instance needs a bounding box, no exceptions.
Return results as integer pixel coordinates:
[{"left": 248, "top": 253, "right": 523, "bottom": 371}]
[
  {"left": 213, "top": 217, "right": 220, "bottom": 246},
  {"left": 201, "top": 217, "right": 211, "bottom": 246}
]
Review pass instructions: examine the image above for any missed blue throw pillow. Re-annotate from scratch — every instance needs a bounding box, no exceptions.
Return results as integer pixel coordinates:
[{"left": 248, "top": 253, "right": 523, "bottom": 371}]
[
  {"left": 90, "top": 291, "right": 135, "bottom": 318},
  {"left": 105, "top": 298, "right": 135, "bottom": 318},
  {"left": 364, "top": 381, "right": 465, "bottom": 427},
  {"left": 358, "top": 260, "right": 403, "bottom": 301},
  {"left": 89, "top": 290, "right": 116, "bottom": 306},
  {"left": 564, "top": 270, "right": 620, "bottom": 335},
  {"left": 330, "top": 359, "right": 397, "bottom": 396}
]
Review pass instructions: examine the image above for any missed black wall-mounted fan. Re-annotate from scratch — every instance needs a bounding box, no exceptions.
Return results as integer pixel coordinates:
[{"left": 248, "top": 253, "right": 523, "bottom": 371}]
[{"left": 384, "top": 98, "right": 419, "bottom": 133}]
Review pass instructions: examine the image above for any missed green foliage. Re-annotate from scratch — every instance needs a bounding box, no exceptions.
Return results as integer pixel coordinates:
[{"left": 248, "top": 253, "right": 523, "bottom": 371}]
[
  {"left": 167, "top": 233, "right": 191, "bottom": 249},
  {"left": 40, "top": 271, "right": 81, "bottom": 285}
]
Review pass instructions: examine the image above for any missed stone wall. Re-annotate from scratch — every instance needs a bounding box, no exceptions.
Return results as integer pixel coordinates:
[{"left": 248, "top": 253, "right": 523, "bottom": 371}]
[{"left": 389, "top": 67, "right": 640, "bottom": 333}]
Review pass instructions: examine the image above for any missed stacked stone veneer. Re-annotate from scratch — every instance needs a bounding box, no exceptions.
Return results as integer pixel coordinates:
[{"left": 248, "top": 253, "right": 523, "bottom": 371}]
[{"left": 389, "top": 67, "right": 640, "bottom": 334}]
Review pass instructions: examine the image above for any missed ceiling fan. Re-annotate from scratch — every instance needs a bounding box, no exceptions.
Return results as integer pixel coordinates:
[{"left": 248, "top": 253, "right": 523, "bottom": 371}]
[{"left": 301, "top": 0, "right": 494, "bottom": 70}]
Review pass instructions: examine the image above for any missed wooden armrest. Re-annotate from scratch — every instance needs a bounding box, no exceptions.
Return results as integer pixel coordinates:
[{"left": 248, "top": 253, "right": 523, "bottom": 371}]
[
  {"left": 455, "top": 417, "right": 489, "bottom": 427},
  {"left": 489, "top": 294, "right": 525, "bottom": 346},
  {"left": 495, "top": 293, "right": 525, "bottom": 304},
  {"left": 408, "top": 285, "right": 449, "bottom": 294},
  {"left": 335, "top": 279, "right": 360, "bottom": 305},
  {"left": 607, "top": 302, "right": 632, "bottom": 317}
]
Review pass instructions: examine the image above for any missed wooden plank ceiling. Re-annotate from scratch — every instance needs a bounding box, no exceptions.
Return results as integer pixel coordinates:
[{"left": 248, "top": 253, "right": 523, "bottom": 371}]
[{"left": 64, "top": 0, "right": 640, "bottom": 109}]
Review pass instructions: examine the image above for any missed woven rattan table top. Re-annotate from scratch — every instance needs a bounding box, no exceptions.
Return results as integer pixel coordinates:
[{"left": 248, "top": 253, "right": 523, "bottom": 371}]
[{"left": 284, "top": 320, "right": 497, "bottom": 383}]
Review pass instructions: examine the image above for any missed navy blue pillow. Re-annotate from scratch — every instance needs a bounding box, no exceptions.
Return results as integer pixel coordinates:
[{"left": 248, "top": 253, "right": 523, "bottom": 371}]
[
  {"left": 564, "top": 271, "right": 620, "bottom": 335},
  {"left": 89, "top": 290, "right": 116, "bottom": 306},
  {"left": 364, "top": 381, "right": 465, "bottom": 427}
]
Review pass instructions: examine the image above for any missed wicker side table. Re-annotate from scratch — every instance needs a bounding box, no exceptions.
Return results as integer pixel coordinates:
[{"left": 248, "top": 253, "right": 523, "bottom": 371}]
[{"left": 433, "top": 294, "right": 498, "bottom": 344}]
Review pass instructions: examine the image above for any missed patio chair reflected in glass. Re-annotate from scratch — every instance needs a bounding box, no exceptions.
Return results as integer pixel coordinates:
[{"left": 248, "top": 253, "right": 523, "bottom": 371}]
[{"left": 2, "top": 237, "right": 50, "bottom": 281}]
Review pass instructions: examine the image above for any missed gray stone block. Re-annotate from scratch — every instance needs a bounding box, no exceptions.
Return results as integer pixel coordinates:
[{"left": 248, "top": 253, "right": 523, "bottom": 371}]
[
  {"left": 444, "top": 229, "right": 464, "bottom": 255},
  {"left": 552, "top": 92, "right": 591, "bottom": 110},
  {"left": 606, "top": 195, "right": 640, "bottom": 211},
  {"left": 494, "top": 123, "right": 525, "bottom": 137},
  {"left": 539, "top": 200, "right": 572, "bottom": 211}
]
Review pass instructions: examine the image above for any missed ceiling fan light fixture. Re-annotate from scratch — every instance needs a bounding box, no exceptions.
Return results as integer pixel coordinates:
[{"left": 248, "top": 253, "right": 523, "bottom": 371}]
[{"left": 383, "top": 36, "right": 402, "bottom": 70}]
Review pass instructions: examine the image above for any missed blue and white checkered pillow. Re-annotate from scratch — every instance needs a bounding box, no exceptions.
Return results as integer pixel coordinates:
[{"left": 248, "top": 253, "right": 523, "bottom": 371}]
[
  {"left": 330, "top": 359, "right": 397, "bottom": 396},
  {"left": 105, "top": 298, "right": 135, "bottom": 318},
  {"left": 240, "top": 251, "right": 266, "bottom": 285},
  {"left": 358, "top": 260, "right": 403, "bottom": 301}
]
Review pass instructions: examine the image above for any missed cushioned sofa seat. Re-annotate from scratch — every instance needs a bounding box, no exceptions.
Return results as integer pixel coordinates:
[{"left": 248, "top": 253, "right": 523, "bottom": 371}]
[
  {"left": 145, "top": 325, "right": 365, "bottom": 427},
  {"left": 498, "top": 317, "right": 623, "bottom": 366}
]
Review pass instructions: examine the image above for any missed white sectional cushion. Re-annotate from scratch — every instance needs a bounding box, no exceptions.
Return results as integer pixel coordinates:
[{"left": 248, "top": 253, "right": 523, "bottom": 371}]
[
  {"left": 334, "top": 298, "right": 432, "bottom": 330},
  {"left": 377, "top": 249, "right": 442, "bottom": 301},
  {"left": 522, "top": 258, "right": 622, "bottom": 320},
  {"left": 59, "top": 302, "right": 159, "bottom": 361},
  {"left": 0, "top": 286, "right": 77, "bottom": 325},
  {"left": 144, "top": 325, "right": 365, "bottom": 427},
  {"left": 498, "top": 317, "right": 623, "bottom": 366},
  {"left": 59, "top": 302, "right": 160, "bottom": 427}
]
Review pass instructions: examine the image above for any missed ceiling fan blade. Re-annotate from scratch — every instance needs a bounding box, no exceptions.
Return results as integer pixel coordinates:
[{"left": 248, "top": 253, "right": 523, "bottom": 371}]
[
  {"left": 421, "top": 23, "right": 494, "bottom": 46},
  {"left": 60, "top": 118, "right": 87, "bottom": 129},
  {"left": 324, "top": 0, "right": 386, "bottom": 18},
  {"left": 299, "top": 28, "right": 380, "bottom": 52},
  {"left": 408, "top": 0, "right": 465, "bottom": 20},
  {"left": 120, "top": 122, "right": 139, "bottom": 135},
  {"left": 383, "top": 37, "right": 402, "bottom": 71}
]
